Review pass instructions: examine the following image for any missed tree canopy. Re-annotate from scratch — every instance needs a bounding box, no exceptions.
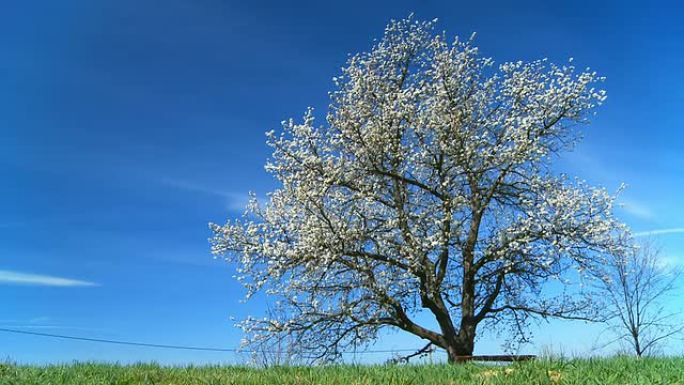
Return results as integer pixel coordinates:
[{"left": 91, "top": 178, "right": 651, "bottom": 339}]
[{"left": 210, "top": 16, "right": 630, "bottom": 363}]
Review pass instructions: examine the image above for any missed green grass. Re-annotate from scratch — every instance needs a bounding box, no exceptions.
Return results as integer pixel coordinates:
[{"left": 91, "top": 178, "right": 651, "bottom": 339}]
[{"left": 2, "top": 357, "right": 684, "bottom": 385}]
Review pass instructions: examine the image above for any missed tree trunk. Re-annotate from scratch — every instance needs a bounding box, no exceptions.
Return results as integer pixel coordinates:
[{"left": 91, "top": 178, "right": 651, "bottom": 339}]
[{"left": 445, "top": 328, "right": 476, "bottom": 363}]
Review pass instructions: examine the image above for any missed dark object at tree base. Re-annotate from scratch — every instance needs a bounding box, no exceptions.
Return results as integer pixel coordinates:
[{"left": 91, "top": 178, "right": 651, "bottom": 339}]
[{"left": 455, "top": 355, "right": 536, "bottom": 362}]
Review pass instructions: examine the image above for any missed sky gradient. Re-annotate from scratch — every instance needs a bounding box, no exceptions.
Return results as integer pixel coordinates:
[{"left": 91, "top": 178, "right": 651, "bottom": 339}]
[{"left": 2, "top": 0, "right": 684, "bottom": 363}]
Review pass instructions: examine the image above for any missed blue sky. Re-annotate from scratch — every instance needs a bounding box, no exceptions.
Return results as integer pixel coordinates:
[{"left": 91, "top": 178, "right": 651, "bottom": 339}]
[{"left": 2, "top": 0, "right": 684, "bottom": 364}]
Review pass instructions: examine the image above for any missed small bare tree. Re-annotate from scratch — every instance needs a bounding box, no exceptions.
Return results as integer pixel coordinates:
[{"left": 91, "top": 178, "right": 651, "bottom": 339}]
[
  {"left": 242, "top": 303, "right": 304, "bottom": 367},
  {"left": 601, "top": 240, "right": 682, "bottom": 356},
  {"left": 246, "top": 330, "right": 301, "bottom": 367}
]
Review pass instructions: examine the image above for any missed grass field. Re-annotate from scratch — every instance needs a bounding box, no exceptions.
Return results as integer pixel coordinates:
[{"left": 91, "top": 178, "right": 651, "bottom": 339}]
[{"left": 2, "top": 357, "right": 683, "bottom": 385}]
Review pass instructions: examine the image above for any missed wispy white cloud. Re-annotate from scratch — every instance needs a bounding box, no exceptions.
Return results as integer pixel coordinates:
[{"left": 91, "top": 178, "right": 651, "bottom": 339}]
[
  {"left": 0, "top": 317, "right": 109, "bottom": 332},
  {"left": 0, "top": 317, "right": 58, "bottom": 329},
  {"left": 617, "top": 199, "right": 654, "bottom": 220},
  {"left": 657, "top": 255, "right": 684, "bottom": 269},
  {"left": 224, "top": 193, "right": 252, "bottom": 212},
  {"left": 159, "top": 178, "right": 254, "bottom": 212},
  {"left": 160, "top": 178, "right": 233, "bottom": 198},
  {"left": 633, "top": 228, "right": 684, "bottom": 237},
  {"left": 0, "top": 317, "right": 51, "bottom": 325},
  {"left": 0, "top": 270, "right": 98, "bottom": 287}
]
